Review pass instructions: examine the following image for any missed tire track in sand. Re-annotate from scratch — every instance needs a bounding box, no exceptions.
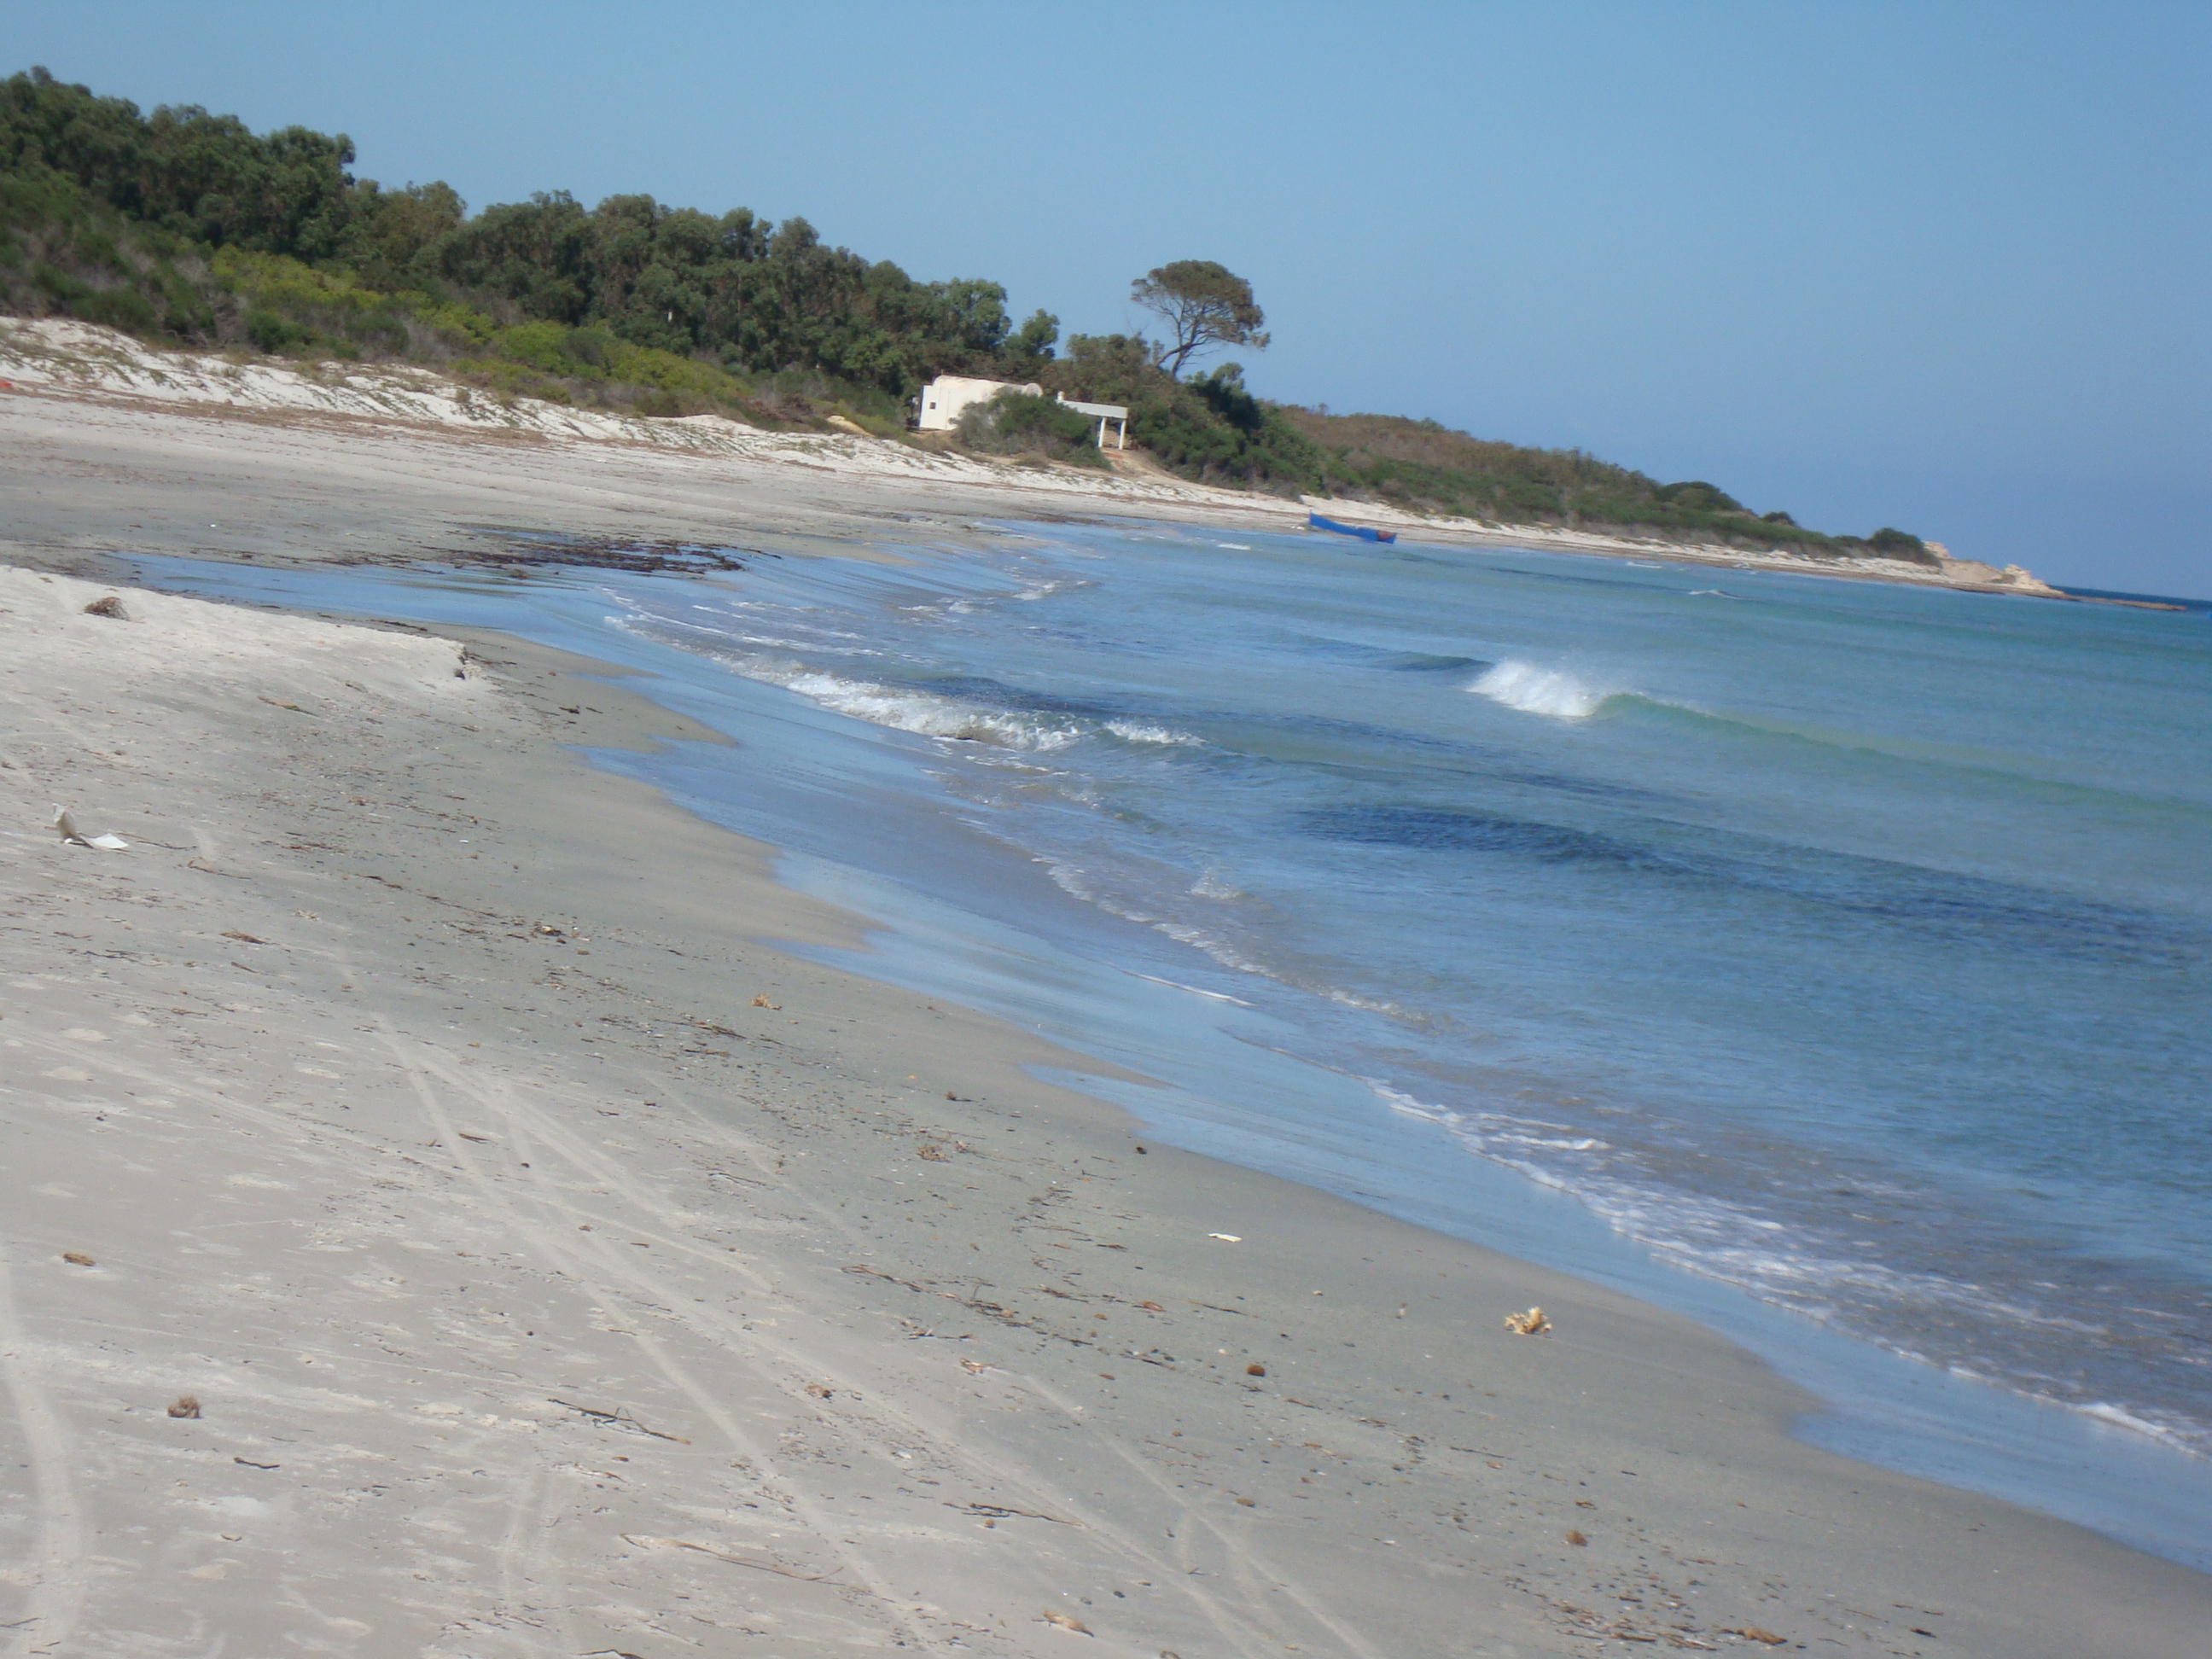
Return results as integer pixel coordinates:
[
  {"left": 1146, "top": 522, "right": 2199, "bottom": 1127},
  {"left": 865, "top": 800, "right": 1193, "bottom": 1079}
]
[
  {"left": 0, "top": 1243, "right": 89, "bottom": 1659},
  {"left": 395, "top": 1038, "right": 1374, "bottom": 1659},
  {"left": 367, "top": 1016, "right": 933, "bottom": 1650}
]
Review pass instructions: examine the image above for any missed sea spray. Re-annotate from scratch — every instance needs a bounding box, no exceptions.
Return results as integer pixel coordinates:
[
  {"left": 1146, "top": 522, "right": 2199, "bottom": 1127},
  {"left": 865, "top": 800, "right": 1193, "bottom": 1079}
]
[{"left": 1469, "top": 659, "right": 1612, "bottom": 719}]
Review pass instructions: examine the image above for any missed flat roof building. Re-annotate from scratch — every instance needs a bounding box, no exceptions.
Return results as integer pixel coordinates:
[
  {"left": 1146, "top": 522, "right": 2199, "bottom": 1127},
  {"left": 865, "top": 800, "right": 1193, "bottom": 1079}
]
[
  {"left": 915, "top": 376, "right": 1128, "bottom": 450},
  {"left": 915, "top": 375, "right": 1042, "bottom": 433}
]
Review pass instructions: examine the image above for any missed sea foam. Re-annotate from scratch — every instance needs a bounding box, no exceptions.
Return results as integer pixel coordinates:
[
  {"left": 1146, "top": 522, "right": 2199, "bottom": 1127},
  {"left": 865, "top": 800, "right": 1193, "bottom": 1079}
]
[
  {"left": 1468, "top": 659, "right": 1612, "bottom": 719},
  {"left": 780, "top": 670, "right": 1080, "bottom": 749},
  {"left": 719, "top": 660, "right": 1205, "bottom": 754}
]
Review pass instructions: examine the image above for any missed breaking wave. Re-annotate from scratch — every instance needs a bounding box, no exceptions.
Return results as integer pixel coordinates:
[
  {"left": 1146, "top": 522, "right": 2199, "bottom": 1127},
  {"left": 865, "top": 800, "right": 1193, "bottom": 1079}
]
[
  {"left": 778, "top": 669, "right": 1080, "bottom": 748},
  {"left": 724, "top": 658, "right": 1206, "bottom": 754},
  {"left": 1468, "top": 660, "right": 1615, "bottom": 719}
]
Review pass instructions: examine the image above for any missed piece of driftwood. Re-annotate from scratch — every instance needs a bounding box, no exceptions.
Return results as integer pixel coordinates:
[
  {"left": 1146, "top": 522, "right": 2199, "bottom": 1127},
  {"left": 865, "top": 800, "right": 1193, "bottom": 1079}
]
[
  {"left": 620, "top": 1534, "right": 840, "bottom": 1580},
  {"left": 946, "top": 1500, "right": 1080, "bottom": 1526},
  {"left": 549, "top": 1397, "right": 690, "bottom": 1443}
]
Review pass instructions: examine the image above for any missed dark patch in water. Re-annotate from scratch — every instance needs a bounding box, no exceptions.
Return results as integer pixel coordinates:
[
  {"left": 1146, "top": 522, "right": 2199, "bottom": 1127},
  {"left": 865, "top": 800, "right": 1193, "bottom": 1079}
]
[
  {"left": 1272, "top": 634, "right": 1485, "bottom": 673},
  {"left": 1380, "top": 652, "right": 1486, "bottom": 672},
  {"left": 1300, "top": 804, "right": 2200, "bottom": 967},
  {"left": 448, "top": 527, "right": 751, "bottom": 575},
  {"left": 1301, "top": 805, "right": 1668, "bottom": 868},
  {"left": 1494, "top": 566, "right": 1676, "bottom": 593}
]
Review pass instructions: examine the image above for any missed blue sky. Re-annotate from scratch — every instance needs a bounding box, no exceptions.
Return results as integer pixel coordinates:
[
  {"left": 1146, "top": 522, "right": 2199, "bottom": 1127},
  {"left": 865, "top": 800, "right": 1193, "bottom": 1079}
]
[{"left": 13, "top": 2, "right": 2208, "bottom": 592}]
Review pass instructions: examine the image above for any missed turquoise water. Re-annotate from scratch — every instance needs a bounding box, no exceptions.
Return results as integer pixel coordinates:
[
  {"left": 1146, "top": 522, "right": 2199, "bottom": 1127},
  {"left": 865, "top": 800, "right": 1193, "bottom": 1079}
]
[{"left": 137, "top": 525, "right": 2212, "bottom": 1559}]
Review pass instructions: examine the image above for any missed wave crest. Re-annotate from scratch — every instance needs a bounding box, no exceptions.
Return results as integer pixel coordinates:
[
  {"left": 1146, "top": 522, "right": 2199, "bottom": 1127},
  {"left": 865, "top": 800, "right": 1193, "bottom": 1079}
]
[
  {"left": 1469, "top": 660, "right": 1613, "bottom": 719},
  {"left": 714, "top": 657, "right": 1204, "bottom": 754}
]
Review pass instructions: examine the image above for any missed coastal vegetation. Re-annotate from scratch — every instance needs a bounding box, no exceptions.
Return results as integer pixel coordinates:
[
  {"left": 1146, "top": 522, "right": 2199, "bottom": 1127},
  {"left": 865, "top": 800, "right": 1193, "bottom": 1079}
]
[
  {"left": 0, "top": 66, "right": 1929, "bottom": 559},
  {"left": 953, "top": 391, "right": 1110, "bottom": 469},
  {"left": 1131, "top": 259, "right": 1271, "bottom": 381}
]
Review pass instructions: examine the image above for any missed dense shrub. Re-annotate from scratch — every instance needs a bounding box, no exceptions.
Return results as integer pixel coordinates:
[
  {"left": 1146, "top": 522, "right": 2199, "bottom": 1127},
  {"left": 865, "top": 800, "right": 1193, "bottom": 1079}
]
[
  {"left": 0, "top": 167, "right": 216, "bottom": 338},
  {"left": 0, "top": 67, "right": 1050, "bottom": 422},
  {"left": 1034, "top": 341, "right": 1318, "bottom": 491},
  {"left": 1864, "top": 527, "right": 1937, "bottom": 565},
  {"left": 1270, "top": 407, "right": 1857, "bottom": 550},
  {"left": 1654, "top": 480, "right": 1743, "bottom": 513},
  {"left": 955, "top": 392, "right": 1106, "bottom": 468}
]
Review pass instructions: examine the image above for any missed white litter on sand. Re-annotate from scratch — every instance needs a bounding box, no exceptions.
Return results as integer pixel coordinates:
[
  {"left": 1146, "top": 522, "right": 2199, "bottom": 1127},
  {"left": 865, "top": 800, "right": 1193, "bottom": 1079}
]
[{"left": 53, "top": 806, "right": 128, "bottom": 850}]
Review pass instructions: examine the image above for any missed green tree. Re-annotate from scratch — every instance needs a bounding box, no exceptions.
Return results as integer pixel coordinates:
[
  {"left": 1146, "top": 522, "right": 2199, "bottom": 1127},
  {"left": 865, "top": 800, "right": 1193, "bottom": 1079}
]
[
  {"left": 341, "top": 179, "right": 463, "bottom": 282},
  {"left": 1006, "top": 306, "right": 1059, "bottom": 364},
  {"left": 1130, "top": 259, "right": 1268, "bottom": 379}
]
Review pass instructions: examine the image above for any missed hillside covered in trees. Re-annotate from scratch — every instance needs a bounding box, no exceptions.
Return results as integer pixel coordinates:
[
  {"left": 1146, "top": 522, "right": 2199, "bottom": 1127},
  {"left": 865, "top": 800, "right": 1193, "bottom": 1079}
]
[{"left": 0, "top": 67, "right": 1927, "bottom": 560}]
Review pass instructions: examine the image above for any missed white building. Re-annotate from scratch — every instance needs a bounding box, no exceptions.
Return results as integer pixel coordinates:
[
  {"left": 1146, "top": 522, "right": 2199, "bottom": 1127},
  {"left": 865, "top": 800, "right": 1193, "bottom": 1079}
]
[
  {"left": 915, "top": 375, "right": 1128, "bottom": 450},
  {"left": 915, "top": 375, "right": 1041, "bottom": 432}
]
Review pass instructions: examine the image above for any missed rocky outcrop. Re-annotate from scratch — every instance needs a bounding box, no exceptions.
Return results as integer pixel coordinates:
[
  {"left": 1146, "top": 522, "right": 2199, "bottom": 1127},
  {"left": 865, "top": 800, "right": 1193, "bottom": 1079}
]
[{"left": 1931, "top": 547, "right": 2064, "bottom": 596}]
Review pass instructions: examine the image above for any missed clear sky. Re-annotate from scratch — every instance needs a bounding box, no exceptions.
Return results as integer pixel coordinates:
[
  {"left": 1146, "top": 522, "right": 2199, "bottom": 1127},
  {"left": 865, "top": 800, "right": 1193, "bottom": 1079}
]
[{"left": 12, "top": 2, "right": 2209, "bottom": 593}]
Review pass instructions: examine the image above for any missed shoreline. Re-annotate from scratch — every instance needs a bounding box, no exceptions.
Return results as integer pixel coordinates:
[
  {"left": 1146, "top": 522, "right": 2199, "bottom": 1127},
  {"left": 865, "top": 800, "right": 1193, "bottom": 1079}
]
[
  {"left": 4, "top": 408, "right": 2209, "bottom": 1652},
  {"left": 2, "top": 314, "right": 2074, "bottom": 602},
  {"left": 134, "top": 537, "right": 2212, "bottom": 1561}
]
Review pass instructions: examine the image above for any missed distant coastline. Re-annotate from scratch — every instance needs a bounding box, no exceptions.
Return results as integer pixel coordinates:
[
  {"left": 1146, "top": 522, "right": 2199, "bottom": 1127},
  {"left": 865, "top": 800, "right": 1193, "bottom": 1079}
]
[
  {"left": 4, "top": 64, "right": 1982, "bottom": 573},
  {"left": 1, "top": 314, "right": 2071, "bottom": 601}
]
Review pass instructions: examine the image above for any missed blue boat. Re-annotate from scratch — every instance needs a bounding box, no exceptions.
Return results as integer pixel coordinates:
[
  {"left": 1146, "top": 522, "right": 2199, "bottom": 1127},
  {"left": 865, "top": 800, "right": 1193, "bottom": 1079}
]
[{"left": 1308, "top": 512, "right": 1397, "bottom": 544}]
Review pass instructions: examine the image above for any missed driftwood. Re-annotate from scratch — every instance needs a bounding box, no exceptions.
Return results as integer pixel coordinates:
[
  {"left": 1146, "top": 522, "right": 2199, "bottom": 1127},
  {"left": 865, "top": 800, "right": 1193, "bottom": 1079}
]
[
  {"left": 620, "top": 1534, "right": 840, "bottom": 1580},
  {"left": 946, "top": 1499, "right": 1080, "bottom": 1526},
  {"left": 549, "top": 1397, "right": 690, "bottom": 1443}
]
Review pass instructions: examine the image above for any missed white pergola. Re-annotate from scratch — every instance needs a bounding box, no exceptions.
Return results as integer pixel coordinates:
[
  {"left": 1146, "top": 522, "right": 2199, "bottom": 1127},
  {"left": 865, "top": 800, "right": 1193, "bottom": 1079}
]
[{"left": 1055, "top": 395, "right": 1129, "bottom": 451}]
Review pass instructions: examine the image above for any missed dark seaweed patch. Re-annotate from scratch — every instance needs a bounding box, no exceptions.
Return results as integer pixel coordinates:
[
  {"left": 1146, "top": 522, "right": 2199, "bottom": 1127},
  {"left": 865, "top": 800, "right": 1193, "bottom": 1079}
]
[
  {"left": 1299, "top": 803, "right": 2200, "bottom": 967},
  {"left": 442, "top": 527, "right": 749, "bottom": 575},
  {"left": 1301, "top": 805, "right": 1670, "bottom": 869}
]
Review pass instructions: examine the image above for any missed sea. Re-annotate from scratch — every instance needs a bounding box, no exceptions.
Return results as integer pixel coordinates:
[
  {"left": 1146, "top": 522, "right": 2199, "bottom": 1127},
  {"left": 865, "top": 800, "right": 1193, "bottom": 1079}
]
[{"left": 136, "top": 521, "right": 2212, "bottom": 1569}]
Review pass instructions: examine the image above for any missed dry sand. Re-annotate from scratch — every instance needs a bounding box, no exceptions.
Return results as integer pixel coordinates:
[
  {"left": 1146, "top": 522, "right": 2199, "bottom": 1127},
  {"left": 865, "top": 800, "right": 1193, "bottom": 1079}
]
[{"left": 2, "top": 372, "right": 2203, "bottom": 1657}]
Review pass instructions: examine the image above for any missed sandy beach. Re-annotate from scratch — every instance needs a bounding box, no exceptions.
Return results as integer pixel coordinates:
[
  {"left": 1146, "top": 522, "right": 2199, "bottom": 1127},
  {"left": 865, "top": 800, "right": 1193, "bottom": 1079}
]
[{"left": 3, "top": 364, "right": 2208, "bottom": 1657}]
